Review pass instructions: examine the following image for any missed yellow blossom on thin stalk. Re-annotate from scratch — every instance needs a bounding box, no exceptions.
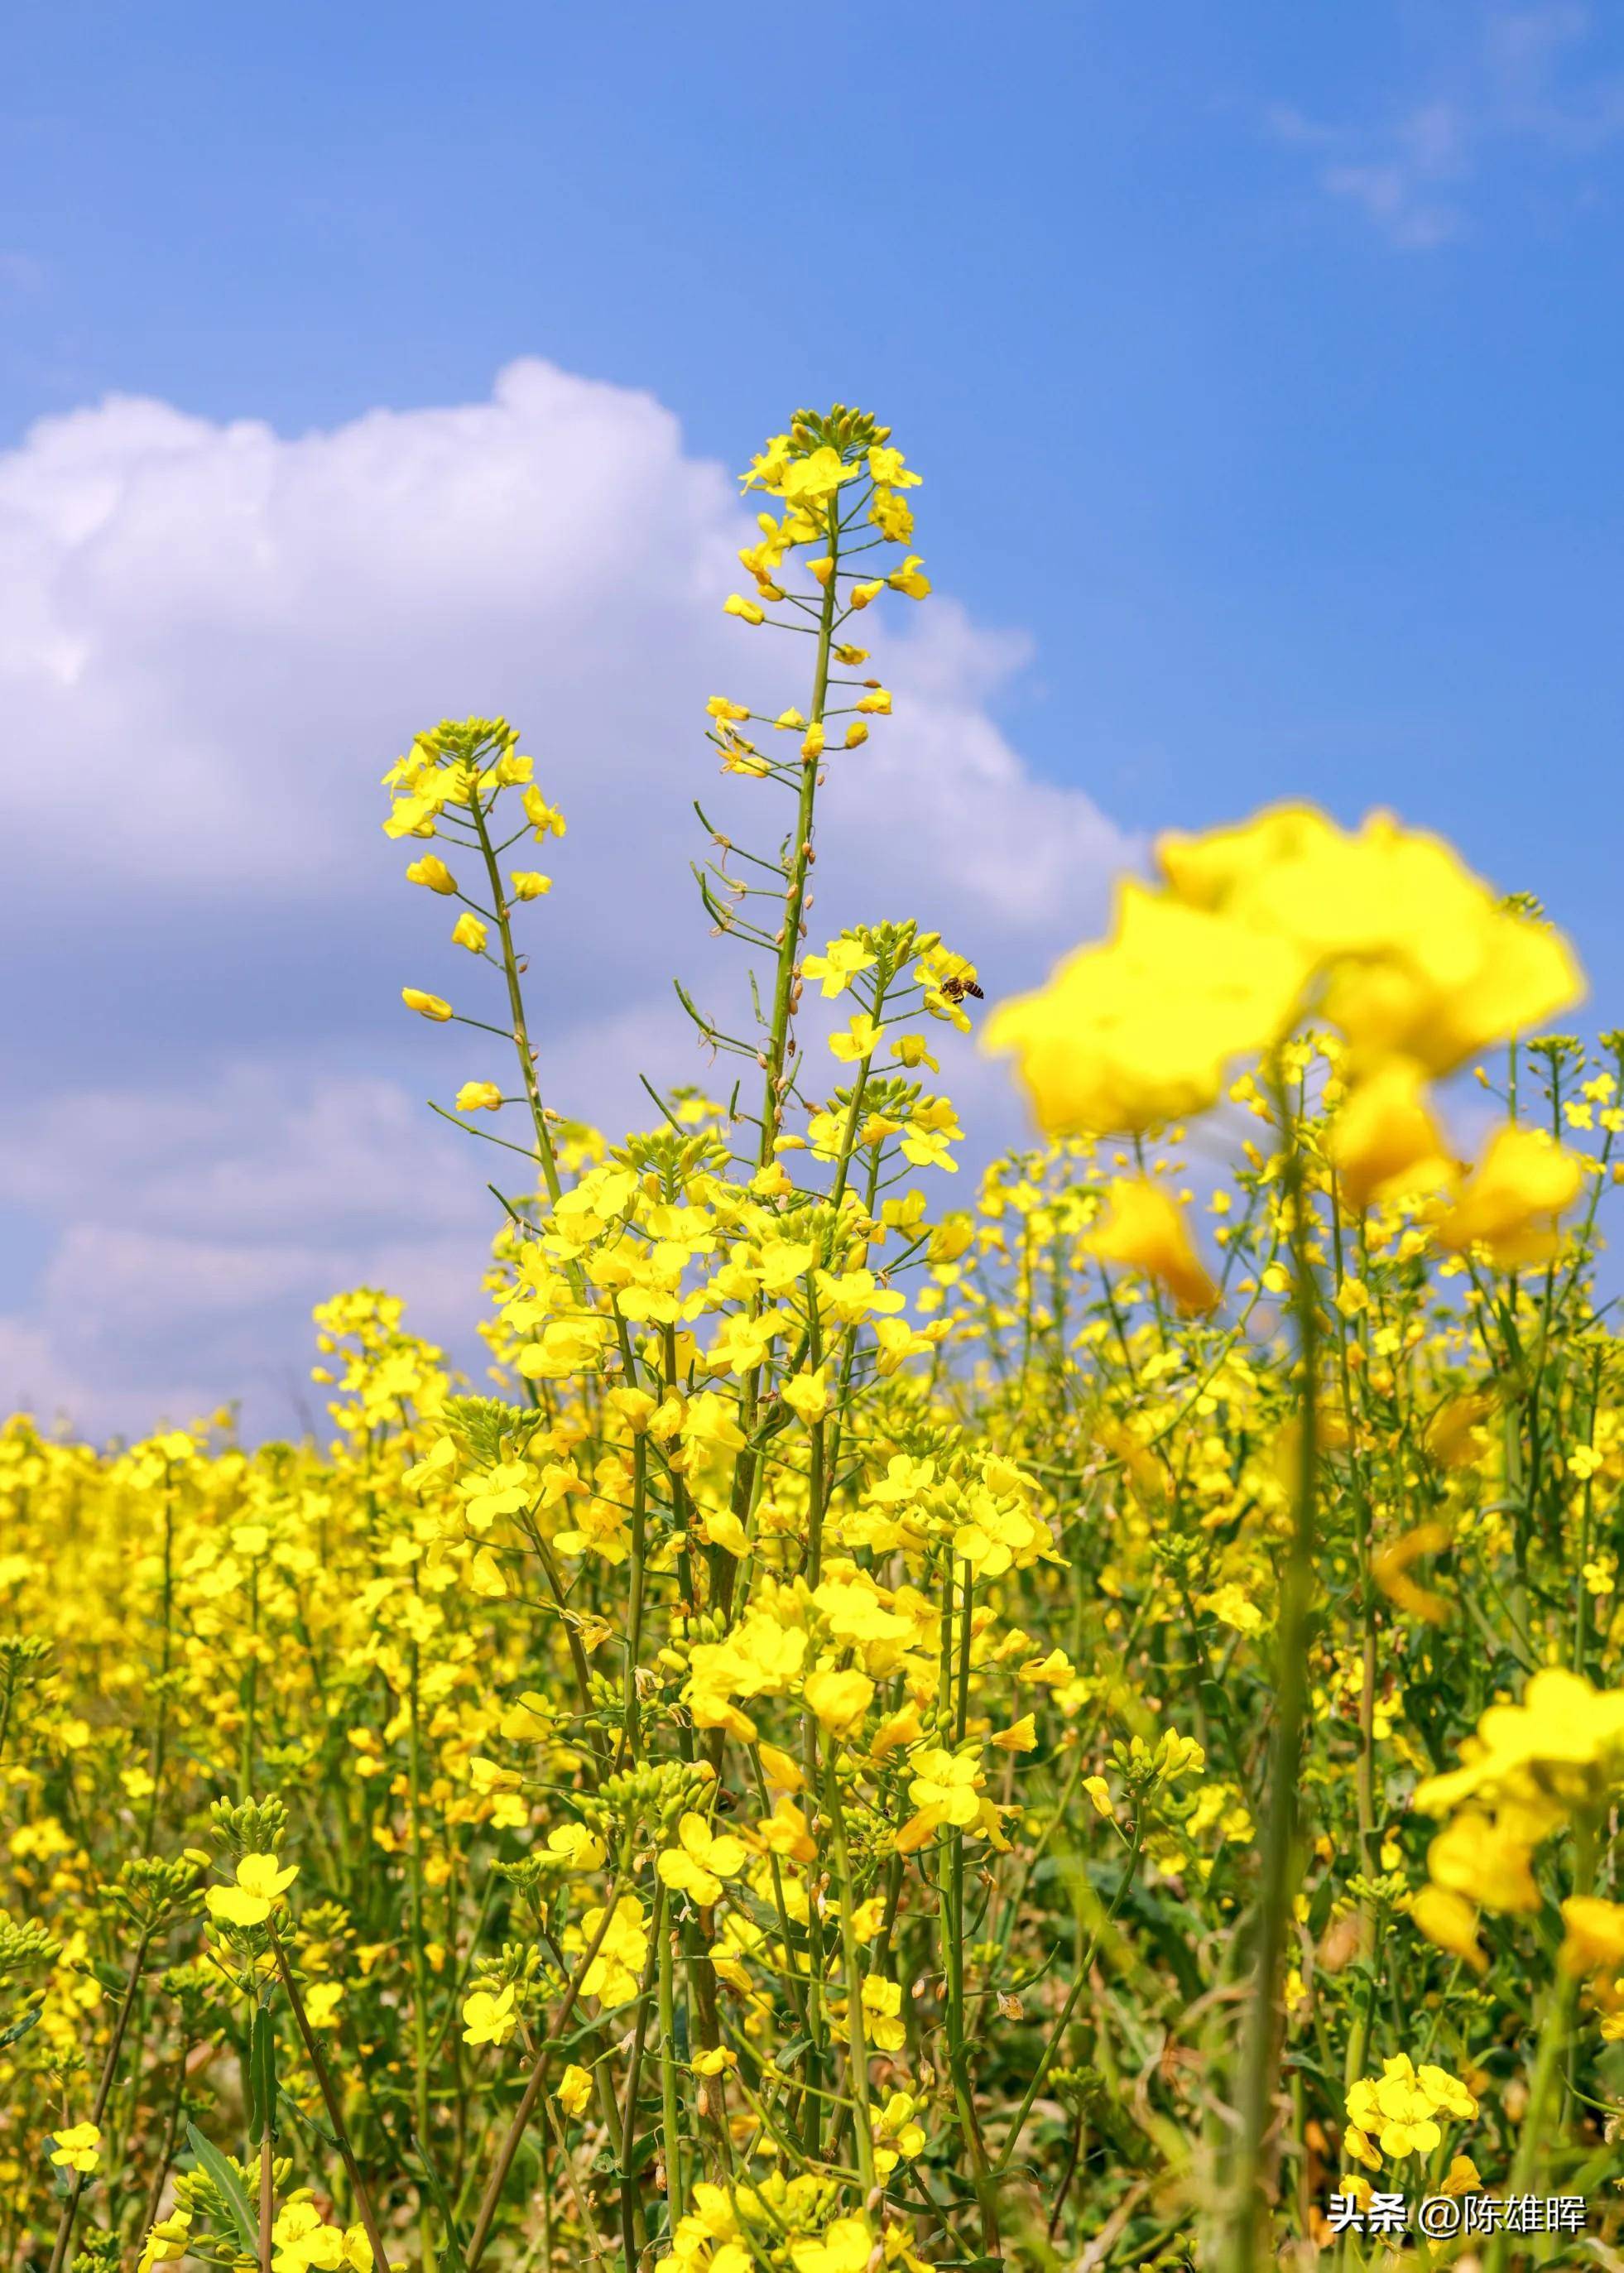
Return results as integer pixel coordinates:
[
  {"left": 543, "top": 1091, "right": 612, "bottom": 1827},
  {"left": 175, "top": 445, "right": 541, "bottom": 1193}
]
[{"left": 7, "top": 400, "right": 1624, "bottom": 2273}]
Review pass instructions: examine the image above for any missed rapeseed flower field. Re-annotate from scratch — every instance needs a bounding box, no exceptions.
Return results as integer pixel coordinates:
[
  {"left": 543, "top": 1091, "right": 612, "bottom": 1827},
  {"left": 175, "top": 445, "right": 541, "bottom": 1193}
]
[{"left": 5, "top": 405, "right": 1622, "bottom": 2271}]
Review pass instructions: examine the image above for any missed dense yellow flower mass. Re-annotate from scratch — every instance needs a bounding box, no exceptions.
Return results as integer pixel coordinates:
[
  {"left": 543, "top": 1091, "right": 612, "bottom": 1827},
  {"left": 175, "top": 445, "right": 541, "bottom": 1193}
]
[{"left": 5, "top": 403, "right": 1624, "bottom": 2273}]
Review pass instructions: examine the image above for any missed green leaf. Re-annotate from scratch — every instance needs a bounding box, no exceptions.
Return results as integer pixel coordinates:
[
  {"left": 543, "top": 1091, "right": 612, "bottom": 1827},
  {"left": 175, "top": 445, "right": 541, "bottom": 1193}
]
[
  {"left": 1306, "top": 1876, "right": 1337, "bottom": 1937},
  {"left": 185, "top": 2121, "right": 258, "bottom": 2252},
  {"left": 0, "top": 2003, "right": 42, "bottom": 2050}
]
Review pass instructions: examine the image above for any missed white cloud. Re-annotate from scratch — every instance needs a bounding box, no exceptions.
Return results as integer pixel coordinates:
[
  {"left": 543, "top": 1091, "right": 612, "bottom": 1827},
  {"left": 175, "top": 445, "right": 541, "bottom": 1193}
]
[
  {"left": 1487, "top": 3, "right": 1624, "bottom": 148},
  {"left": 1270, "top": 97, "right": 1468, "bottom": 250},
  {"left": 0, "top": 359, "right": 1138, "bottom": 1437},
  {"left": 1271, "top": 5, "right": 1624, "bottom": 248},
  {"left": 0, "top": 1069, "right": 494, "bottom": 1437}
]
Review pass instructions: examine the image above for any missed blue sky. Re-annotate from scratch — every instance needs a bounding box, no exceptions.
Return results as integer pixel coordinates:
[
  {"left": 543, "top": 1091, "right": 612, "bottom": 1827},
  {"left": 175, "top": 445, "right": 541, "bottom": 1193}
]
[{"left": 2, "top": 2, "right": 1622, "bottom": 1433}]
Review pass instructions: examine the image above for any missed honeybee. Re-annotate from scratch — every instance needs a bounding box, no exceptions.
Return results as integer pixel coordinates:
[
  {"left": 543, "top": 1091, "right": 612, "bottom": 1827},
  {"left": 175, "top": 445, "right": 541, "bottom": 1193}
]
[{"left": 939, "top": 973, "right": 984, "bottom": 1005}]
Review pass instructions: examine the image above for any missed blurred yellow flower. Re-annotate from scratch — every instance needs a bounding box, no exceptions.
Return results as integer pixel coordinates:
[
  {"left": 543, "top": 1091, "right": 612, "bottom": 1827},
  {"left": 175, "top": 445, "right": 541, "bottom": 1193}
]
[
  {"left": 1086, "top": 1177, "right": 1218, "bottom": 1314},
  {"left": 1430, "top": 1124, "right": 1584, "bottom": 1266}
]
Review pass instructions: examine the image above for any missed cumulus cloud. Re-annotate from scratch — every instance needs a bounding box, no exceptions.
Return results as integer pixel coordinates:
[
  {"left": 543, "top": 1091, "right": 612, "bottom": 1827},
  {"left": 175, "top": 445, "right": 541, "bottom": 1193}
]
[{"left": 0, "top": 358, "right": 1136, "bottom": 1437}]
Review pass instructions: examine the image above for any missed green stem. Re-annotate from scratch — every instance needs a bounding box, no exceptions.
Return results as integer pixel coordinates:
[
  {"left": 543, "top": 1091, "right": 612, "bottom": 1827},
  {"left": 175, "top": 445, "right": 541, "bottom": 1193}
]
[
  {"left": 270, "top": 1930, "right": 392, "bottom": 2272},
  {"left": 709, "top": 500, "right": 845, "bottom": 1630},
  {"left": 1223, "top": 1082, "right": 1320, "bottom": 2273},
  {"left": 1484, "top": 1973, "right": 1579, "bottom": 2273},
  {"left": 822, "top": 1755, "right": 877, "bottom": 2199},
  {"left": 406, "top": 1644, "right": 434, "bottom": 2159},
  {"left": 754, "top": 504, "right": 841, "bottom": 1167},
  {"left": 465, "top": 1870, "right": 628, "bottom": 2270},
  {"left": 617, "top": 1888, "right": 664, "bottom": 2271},
  {"left": 259, "top": 2134, "right": 276, "bottom": 2273},
  {"left": 657, "top": 1894, "right": 689, "bottom": 2227},
  {"left": 469, "top": 789, "right": 565, "bottom": 1207},
  {"left": 997, "top": 1821, "right": 1144, "bottom": 2171},
  {"left": 46, "top": 1927, "right": 153, "bottom": 2273}
]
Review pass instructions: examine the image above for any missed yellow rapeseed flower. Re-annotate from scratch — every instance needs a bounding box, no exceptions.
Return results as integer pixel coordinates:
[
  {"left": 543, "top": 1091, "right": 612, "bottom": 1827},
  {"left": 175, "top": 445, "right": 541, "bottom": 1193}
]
[
  {"left": 461, "top": 1983, "right": 518, "bottom": 2047},
  {"left": 49, "top": 2122, "right": 102, "bottom": 2174}
]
